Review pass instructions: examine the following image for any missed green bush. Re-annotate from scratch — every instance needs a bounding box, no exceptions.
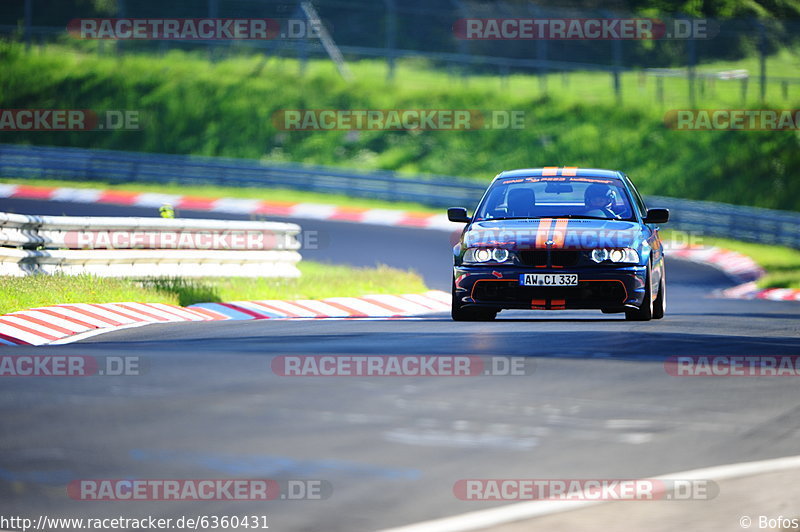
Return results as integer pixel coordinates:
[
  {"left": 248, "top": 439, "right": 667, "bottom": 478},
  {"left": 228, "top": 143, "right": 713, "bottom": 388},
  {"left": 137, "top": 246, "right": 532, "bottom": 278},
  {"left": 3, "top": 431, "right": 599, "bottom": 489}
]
[{"left": 1, "top": 43, "right": 798, "bottom": 210}]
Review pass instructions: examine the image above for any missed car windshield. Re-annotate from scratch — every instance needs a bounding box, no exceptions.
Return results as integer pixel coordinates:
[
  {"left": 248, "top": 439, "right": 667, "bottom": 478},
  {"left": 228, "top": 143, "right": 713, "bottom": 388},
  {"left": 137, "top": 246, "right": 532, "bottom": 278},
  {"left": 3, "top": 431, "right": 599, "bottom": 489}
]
[{"left": 473, "top": 176, "right": 636, "bottom": 222}]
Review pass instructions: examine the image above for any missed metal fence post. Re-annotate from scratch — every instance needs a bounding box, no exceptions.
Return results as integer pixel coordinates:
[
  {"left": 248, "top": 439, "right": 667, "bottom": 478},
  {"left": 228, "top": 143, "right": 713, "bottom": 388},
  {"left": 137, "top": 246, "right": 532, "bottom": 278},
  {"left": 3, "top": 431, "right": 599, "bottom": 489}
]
[
  {"left": 384, "top": 0, "right": 397, "bottom": 81},
  {"left": 116, "top": 0, "right": 126, "bottom": 55},
  {"left": 741, "top": 77, "right": 748, "bottom": 105},
  {"left": 656, "top": 77, "right": 664, "bottom": 105},
  {"left": 687, "top": 37, "right": 696, "bottom": 108},
  {"left": 537, "top": 40, "right": 548, "bottom": 94},
  {"left": 209, "top": 0, "right": 219, "bottom": 62},
  {"left": 24, "top": 0, "right": 32, "bottom": 52},
  {"left": 613, "top": 39, "right": 622, "bottom": 104},
  {"left": 758, "top": 21, "right": 767, "bottom": 103},
  {"left": 293, "top": 3, "right": 308, "bottom": 77}
]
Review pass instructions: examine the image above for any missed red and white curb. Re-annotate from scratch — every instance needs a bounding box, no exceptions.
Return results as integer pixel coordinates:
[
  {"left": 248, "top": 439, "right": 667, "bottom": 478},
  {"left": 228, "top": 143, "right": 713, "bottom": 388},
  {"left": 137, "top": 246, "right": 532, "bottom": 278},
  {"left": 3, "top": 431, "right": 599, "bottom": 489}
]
[
  {"left": 719, "top": 281, "right": 800, "bottom": 302},
  {"left": 0, "top": 302, "right": 226, "bottom": 346},
  {"left": 193, "top": 290, "right": 450, "bottom": 320},
  {"left": 668, "top": 244, "right": 800, "bottom": 301},
  {"left": 0, "top": 183, "right": 457, "bottom": 231},
  {"left": 0, "top": 291, "right": 451, "bottom": 346},
  {"left": 668, "top": 243, "right": 764, "bottom": 283}
]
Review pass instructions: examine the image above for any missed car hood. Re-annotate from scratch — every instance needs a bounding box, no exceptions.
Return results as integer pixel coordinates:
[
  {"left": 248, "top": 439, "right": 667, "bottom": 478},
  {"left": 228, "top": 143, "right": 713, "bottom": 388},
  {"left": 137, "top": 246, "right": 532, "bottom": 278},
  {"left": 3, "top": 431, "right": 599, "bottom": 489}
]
[{"left": 463, "top": 218, "right": 643, "bottom": 250}]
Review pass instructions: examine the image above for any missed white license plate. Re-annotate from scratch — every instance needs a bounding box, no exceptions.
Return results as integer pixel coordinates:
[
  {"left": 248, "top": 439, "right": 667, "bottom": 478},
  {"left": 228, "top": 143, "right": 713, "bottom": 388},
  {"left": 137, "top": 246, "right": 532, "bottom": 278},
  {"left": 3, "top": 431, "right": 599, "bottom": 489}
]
[{"left": 520, "top": 273, "right": 578, "bottom": 286}]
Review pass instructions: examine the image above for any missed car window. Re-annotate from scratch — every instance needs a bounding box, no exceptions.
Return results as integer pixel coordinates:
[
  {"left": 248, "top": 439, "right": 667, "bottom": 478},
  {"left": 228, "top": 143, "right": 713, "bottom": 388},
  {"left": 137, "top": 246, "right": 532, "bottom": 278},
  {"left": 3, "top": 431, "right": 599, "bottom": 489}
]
[
  {"left": 623, "top": 174, "right": 648, "bottom": 219},
  {"left": 474, "top": 176, "right": 635, "bottom": 221}
]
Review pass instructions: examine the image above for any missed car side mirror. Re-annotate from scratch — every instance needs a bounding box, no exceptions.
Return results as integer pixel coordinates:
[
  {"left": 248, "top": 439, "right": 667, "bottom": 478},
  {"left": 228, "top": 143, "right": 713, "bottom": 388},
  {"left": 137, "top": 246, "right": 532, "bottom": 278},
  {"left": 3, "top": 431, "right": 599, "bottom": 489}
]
[
  {"left": 644, "top": 208, "right": 669, "bottom": 224},
  {"left": 447, "top": 207, "right": 471, "bottom": 223}
]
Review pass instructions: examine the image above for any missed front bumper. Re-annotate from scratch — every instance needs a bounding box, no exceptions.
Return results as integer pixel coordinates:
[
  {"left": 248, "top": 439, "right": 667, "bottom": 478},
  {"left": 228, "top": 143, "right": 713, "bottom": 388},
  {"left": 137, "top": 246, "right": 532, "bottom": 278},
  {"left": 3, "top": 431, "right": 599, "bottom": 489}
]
[{"left": 454, "top": 265, "right": 647, "bottom": 311}]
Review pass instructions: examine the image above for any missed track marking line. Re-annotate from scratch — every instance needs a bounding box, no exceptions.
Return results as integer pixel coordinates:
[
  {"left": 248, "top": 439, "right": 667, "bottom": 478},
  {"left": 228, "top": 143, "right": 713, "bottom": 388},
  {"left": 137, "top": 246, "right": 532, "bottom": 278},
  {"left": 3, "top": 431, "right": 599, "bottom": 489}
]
[{"left": 376, "top": 454, "right": 800, "bottom": 532}]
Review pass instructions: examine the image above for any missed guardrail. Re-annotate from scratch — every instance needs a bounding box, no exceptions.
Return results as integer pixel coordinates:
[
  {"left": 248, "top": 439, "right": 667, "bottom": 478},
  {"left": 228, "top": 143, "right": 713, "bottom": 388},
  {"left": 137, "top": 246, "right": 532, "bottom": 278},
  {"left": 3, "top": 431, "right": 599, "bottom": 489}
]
[
  {"left": 0, "top": 211, "right": 302, "bottom": 277},
  {"left": 1, "top": 144, "right": 799, "bottom": 248},
  {"left": 0, "top": 144, "right": 486, "bottom": 208},
  {"left": 646, "top": 196, "right": 800, "bottom": 249}
]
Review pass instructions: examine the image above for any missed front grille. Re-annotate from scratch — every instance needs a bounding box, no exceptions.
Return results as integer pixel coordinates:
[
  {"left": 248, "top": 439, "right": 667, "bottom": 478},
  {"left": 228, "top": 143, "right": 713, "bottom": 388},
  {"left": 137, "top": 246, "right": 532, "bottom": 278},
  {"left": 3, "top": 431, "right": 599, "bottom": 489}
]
[
  {"left": 518, "top": 250, "right": 580, "bottom": 268},
  {"left": 518, "top": 250, "right": 547, "bottom": 266},
  {"left": 473, "top": 280, "right": 626, "bottom": 306}
]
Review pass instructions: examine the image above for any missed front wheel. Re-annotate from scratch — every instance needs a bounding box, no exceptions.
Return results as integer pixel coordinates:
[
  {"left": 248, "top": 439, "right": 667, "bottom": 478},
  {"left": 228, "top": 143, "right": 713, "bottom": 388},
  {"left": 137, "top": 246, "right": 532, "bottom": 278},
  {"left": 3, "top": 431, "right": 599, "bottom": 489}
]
[
  {"left": 652, "top": 269, "right": 666, "bottom": 319},
  {"left": 452, "top": 279, "right": 497, "bottom": 321},
  {"left": 626, "top": 264, "right": 654, "bottom": 321},
  {"left": 452, "top": 307, "right": 497, "bottom": 321}
]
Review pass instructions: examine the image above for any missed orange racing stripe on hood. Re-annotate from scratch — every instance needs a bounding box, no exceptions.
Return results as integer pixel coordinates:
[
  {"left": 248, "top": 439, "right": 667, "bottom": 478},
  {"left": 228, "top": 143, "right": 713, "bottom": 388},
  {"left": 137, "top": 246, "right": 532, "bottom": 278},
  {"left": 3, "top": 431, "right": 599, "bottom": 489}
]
[
  {"left": 551, "top": 219, "right": 569, "bottom": 248},
  {"left": 536, "top": 218, "right": 552, "bottom": 248}
]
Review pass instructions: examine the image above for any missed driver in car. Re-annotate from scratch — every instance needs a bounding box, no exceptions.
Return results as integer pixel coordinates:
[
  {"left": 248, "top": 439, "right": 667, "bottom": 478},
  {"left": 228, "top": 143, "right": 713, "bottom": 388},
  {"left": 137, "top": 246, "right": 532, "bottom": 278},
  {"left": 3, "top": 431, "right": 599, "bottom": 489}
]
[{"left": 584, "top": 183, "right": 621, "bottom": 219}]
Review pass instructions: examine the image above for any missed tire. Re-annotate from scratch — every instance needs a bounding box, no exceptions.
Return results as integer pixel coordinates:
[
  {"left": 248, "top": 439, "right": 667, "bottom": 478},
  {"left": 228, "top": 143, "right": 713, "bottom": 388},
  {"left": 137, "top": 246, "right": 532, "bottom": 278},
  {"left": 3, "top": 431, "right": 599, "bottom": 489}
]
[
  {"left": 625, "top": 264, "right": 654, "bottom": 321},
  {"left": 452, "top": 279, "right": 497, "bottom": 321},
  {"left": 452, "top": 307, "right": 497, "bottom": 321},
  {"left": 652, "top": 268, "right": 666, "bottom": 320}
]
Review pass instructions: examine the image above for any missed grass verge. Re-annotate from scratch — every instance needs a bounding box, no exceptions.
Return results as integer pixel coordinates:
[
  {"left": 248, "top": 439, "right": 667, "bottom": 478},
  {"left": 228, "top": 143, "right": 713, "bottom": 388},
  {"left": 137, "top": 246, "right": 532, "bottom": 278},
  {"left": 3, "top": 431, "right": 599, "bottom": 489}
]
[
  {"left": 696, "top": 235, "right": 800, "bottom": 290},
  {"left": 0, "top": 261, "right": 429, "bottom": 315},
  {"left": 1, "top": 43, "right": 798, "bottom": 210}
]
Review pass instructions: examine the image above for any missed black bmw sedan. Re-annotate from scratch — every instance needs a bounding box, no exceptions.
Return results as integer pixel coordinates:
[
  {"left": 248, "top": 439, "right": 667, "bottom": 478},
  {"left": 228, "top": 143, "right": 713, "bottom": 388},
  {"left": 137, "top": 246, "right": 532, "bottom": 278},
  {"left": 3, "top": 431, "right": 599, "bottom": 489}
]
[{"left": 448, "top": 167, "right": 670, "bottom": 321}]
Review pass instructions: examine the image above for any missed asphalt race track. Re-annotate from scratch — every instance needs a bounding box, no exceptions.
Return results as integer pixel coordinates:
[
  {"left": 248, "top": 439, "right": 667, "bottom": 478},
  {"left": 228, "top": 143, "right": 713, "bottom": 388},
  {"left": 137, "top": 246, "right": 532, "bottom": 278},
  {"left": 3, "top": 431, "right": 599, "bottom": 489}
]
[{"left": 1, "top": 197, "right": 799, "bottom": 531}]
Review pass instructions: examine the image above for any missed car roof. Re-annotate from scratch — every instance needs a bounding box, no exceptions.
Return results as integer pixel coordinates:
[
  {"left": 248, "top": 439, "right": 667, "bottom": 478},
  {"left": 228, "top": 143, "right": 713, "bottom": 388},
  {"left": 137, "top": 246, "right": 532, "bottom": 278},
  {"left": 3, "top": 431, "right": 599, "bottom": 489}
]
[{"left": 494, "top": 168, "right": 625, "bottom": 181}]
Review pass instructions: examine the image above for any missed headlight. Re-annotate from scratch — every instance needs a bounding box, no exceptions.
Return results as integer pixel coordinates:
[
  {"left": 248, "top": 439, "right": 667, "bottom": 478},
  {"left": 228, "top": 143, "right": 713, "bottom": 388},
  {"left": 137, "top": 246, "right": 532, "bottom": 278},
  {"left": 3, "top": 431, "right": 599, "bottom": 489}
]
[
  {"left": 492, "top": 248, "right": 509, "bottom": 262},
  {"left": 591, "top": 249, "right": 609, "bottom": 263},
  {"left": 617, "top": 248, "right": 640, "bottom": 263},
  {"left": 464, "top": 247, "right": 512, "bottom": 264},
  {"left": 591, "top": 248, "right": 640, "bottom": 264},
  {"left": 475, "top": 248, "right": 492, "bottom": 262}
]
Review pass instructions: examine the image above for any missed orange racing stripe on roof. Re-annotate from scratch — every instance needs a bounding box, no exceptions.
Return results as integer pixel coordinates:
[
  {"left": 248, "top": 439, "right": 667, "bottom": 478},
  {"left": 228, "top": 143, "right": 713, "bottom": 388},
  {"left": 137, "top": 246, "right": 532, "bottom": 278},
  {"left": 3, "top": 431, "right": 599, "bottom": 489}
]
[
  {"left": 561, "top": 167, "right": 578, "bottom": 176},
  {"left": 542, "top": 167, "right": 559, "bottom": 176}
]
